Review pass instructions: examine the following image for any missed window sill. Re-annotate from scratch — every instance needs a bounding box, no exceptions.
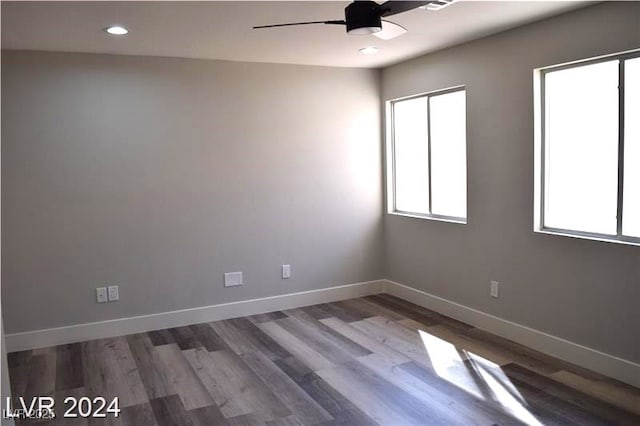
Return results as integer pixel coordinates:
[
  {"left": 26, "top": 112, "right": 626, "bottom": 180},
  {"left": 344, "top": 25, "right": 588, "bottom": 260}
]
[
  {"left": 388, "top": 211, "right": 467, "bottom": 225},
  {"left": 535, "top": 228, "right": 640, "bottom": 247}
]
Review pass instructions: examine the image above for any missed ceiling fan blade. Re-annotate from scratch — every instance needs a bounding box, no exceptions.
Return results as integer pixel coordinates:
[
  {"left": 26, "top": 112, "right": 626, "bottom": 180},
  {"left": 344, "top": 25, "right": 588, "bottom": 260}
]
[
  {"left": 253, "top": 20, "right": 345, "bottom": 29},
  {"left": 373, "top": 20, "right": 407, "bottom": 40},
  {"left": 377, "top": 1, "right": 431, "bottom": 17}
]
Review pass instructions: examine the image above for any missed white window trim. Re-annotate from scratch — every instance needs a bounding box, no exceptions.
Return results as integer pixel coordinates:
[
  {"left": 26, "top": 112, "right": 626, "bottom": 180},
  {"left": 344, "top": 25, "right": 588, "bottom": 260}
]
[
  {"left": 533, "top": 49, "right": 640, "bottom": 246},
  {"left": 385, "top": 85, "right": 468, "bottom": 224}
]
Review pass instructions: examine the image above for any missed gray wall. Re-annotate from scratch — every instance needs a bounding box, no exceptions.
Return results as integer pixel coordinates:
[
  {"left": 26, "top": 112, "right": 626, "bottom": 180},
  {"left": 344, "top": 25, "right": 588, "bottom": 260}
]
[
  {"left": 1, "top": 317, "right": 14, "bottom": 426},
  {"left": 382, "top": 1, "right": 640, "bottom": 363},
  {"left": 1, "top": 51, "right": 383, "bottom": 333},
  {"left": 2, "top": 2, "right": 638, "bottom": 369}
]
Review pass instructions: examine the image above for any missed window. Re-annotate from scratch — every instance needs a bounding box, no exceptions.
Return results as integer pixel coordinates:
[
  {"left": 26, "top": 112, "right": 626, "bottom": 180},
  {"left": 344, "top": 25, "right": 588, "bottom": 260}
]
[
  {"left": 387, "top": 87, "right": 467, "bottom": 222},
  {"left": 535, "top": 51, "right": 640, "bottom": 244}
]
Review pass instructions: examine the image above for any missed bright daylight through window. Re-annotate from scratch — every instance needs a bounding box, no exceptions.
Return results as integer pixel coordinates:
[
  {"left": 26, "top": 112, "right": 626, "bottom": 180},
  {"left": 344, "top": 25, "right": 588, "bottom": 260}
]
[
  {"left": 538, "top": 52, "right": 640, "bottom": 243},
  {"left": 388, "top": 88, "right": 467, "bottom": 222}
]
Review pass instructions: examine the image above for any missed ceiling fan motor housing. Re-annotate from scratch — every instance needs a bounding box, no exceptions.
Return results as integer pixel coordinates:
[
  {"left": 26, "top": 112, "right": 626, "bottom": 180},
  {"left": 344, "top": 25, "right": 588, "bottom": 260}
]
[{"left": 345, "top": 1, "right": 382, "bottom": 34}]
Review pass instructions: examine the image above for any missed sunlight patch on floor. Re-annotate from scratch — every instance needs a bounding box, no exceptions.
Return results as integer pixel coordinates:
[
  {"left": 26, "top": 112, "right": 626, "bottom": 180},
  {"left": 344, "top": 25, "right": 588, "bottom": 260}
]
[
  {"left": 418, "top": 329, "right": 483, "bottom": 399},
  {"left": 418, "top": 328, "right": 543, "bottom": 426}
]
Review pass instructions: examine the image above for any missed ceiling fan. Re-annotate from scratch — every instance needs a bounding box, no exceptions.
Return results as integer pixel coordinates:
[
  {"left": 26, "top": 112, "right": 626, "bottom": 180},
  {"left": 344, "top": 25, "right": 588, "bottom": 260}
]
[{"left": 253, "top": 1, "right": 456, "bottom": 40}]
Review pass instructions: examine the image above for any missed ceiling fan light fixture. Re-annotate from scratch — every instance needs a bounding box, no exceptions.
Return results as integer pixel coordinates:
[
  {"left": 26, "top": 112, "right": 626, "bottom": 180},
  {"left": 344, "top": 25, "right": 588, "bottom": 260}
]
[
  {"left": 345, "top": 0, "right": 382, "bottom": 35},
  {"left": 373, "top": 20, "right": 408, "bottom": 40},
  {"left": 348, "top": 26, "right": 382, "bottom": 35}
]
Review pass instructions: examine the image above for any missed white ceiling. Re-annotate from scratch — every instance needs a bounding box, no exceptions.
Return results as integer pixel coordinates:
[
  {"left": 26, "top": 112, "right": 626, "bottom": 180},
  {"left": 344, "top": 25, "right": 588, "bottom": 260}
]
[{"left": 1, "top": 1, "right": 593, "bottom": 68}]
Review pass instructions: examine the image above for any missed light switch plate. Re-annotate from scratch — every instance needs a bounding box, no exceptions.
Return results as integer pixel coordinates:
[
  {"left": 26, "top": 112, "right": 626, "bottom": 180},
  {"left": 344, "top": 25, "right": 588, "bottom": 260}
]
[
  {"left": 108, "top": 285, "right": 119, "bottom": 301},
  {"left": 490, "top": 281, "right": 499, "bottom": 298},
  {"left": 96, "top": 287, "right": 108, "bottom": 303},
  {"left": 281, "top": 264, "right": 291, "bottom": 279},
  {"left": 224, "top": 271, "right": 243, "bottom": 287}
]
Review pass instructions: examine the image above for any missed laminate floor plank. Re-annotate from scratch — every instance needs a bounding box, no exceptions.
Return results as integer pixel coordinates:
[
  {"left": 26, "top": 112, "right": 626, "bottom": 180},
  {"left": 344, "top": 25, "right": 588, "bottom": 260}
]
[
  {"left": 46, "top": 414, "right": 89, "bottom": 426},
  {"left": 147, "top": 329, "right": 176, "bottom": 347},
  {"left": 187, "top": 404, "right": 229, "bottom": 426},
  {"left": 463, "top": 327, "right": 569, "bottom": 375},
  {"left": 349, "top": 317, "right": 438, "bottom": 372},
  {"left": 226, "top": 413, "right": 267, "bottom": 426},
  {"left": 499, "top": 372, "right": 611, "bottom": 426},
  {"left": 273, "top": 317, "right": 359, "bottom": 366},
  {"left": 117, "top": 402, "right": 159, "bottom": 426},
  {"left": 24, "top": 352, "right": 57, "bottom": 400},
  {"left": 283, "top": 308, "right": 372, "bottom": 359},
  {"left": 467, "top": 327, "right": 622, "bottom": 384},
  {"left": 7, "top": 350, "right": 33, "bottom": 368},
  {"left": 168, "top": 327, "right": 203, "bottom": 351},
  {"left": 364, "top": 295, "right": 440, "bottom": 327},
  {"left": 239, "top": 350, "right": 333, "bottom": 425},
  {"left": 296, "top": 305, "right": 334, "bottom": 321},
  {"left": 32, "top": 346, "right": 57, "bottom": 355},
  {"left": 153, "top": 344, "right": 214, "bottom": 410},
  {"left": 399, "top": 361, "right": 532, "bottom": 426},
  {"left": 550, "top": 369, "right": 640, "bottom": 416},
  {"left": 265, "top": 415, "right": 305, "bottom": 426},
  {"left": 37, "top": 416, "right": 87, "bottom": 426},
  {"left": 399, "top": 319, "right": 514, "bottom": 366},
  {"left": 319, "top": 317, "right": 411, "bottom": 365},
  {"left": 369, "top": 294, "right": 473, "bottom": 331},
  {"left": 149, "top": 395, "right": 194, "bottom": 426},
  {"left": 126, "top": 333, "right": 174, "bottom": 400},
  {"left": 183, "top": 347, "right": 291, "bottom": 420},
  {"left": 503, "top": 363, "right": 640, "bottom": 425},
  {"left": 189, "top": 323, "right": 228, "bottom": 352},
  {"left": 87, "top": 401, "right": 158, "bottom": 426},
  {"left": 8, "top": 351, "right": 32, "bottom": 405},
  {"left": 210, "top": 320, "right": 263, "bottom": 357},
  {"left": 257, "top": 322, "right": 334, "bottom": 371},
  {"left": 317, "top": 360, "right": 463, "bottom": 426},
  {"left": 9, "top": 294, "right": 640, "bottom": 426},
  {"left": 248, "top": 311, "right": 288, "bottom": 324},
  {"left": 273, "top": 357, "right": 377, "bottom": 426},
  {"left": 317, "top": 303, "right": 364, "bottom": 323},
  {"left": 329, "top": 300, "right": 377, "bottom": 321},
  {"left": 338, "top": 298, "right": 405, "bottom": 321},
  {"left": 214, "top": 317, "right": 292, "bottom": 361},
  {"left": 55, "top": 344, "right": 83, "bottom": 391},
  {"left": 81, "top": 337, "right": 148, "bottom": 409},
  {"left": 364, "top": 316, "right": 430, "bottom": 345},
  {"left": 357, "top": 353, "right": 519, "bottom": 426},
  {"left": 48, "top": 387, "right": 89, "bottom": 426}
]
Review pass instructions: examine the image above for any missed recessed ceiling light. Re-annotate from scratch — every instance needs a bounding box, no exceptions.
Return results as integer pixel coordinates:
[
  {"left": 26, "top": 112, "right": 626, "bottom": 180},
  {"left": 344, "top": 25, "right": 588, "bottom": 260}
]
[
  {"left": 104, "top": 26, "right": 128, "bottom": 36},
  {"left": 359, "top": 46, "right": 379, "bottom": 55}
]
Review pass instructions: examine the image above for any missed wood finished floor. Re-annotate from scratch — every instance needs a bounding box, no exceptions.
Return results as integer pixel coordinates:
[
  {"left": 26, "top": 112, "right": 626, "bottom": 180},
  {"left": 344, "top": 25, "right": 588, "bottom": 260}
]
[{"left": 7, "top": 294, "right": 640, "bottom": 425}]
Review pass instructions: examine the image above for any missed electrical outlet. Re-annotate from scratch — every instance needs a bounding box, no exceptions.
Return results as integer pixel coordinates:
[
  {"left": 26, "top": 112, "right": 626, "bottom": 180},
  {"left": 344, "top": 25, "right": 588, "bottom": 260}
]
[
  {"left": 281, "top": 264, "right": 291, "bottom": 279},
  {"left": 224, "top": 271, "right": 243, "bottom": 287},
  {"left": 96, "top": 287, "right": 108, "bottom": 303},
  {"left": 108, "top": 285, "right": 119, "bottom": 301},
  {"left": 490, "top": 281, "right": 499, "bottom": 298}
]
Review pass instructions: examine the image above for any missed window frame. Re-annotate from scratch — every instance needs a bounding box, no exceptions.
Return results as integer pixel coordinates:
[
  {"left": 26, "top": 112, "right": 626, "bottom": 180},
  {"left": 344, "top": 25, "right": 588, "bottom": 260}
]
[
  {"left": 386, "top": 85, "right": 468, "bottom": 224},
  {"left": 534, "top": 49, "right": 640, "bottom": 246}
]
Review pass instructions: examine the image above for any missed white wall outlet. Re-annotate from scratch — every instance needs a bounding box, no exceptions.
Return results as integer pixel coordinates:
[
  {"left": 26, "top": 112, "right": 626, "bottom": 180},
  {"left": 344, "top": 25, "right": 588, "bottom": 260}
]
[
  {"left": 281, "top": 264, "right": 291, "bottom": 279},
  {"left": 224, "top": 271, "right": 243, "bottom": 287},
  {"left": 108, "top": 285, "right": 119, "bottom": 301},
  {"left": 96, "top": 287, "right": 108, "bottom": 303},
  {"left": 490, "top": 281, "right": 500, "bottom": 298}
]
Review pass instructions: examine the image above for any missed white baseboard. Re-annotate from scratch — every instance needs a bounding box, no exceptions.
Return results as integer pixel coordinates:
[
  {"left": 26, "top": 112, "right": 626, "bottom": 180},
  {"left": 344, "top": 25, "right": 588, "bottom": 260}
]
[
  {"left": 5, "top": 279, "right": 386, "bottom": 352},
  {"left": 384, "top": 279, "right": 640, "bottom": 388},
  {"left": 6, "top": 277, "right": 639, "bottom": 388}
]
